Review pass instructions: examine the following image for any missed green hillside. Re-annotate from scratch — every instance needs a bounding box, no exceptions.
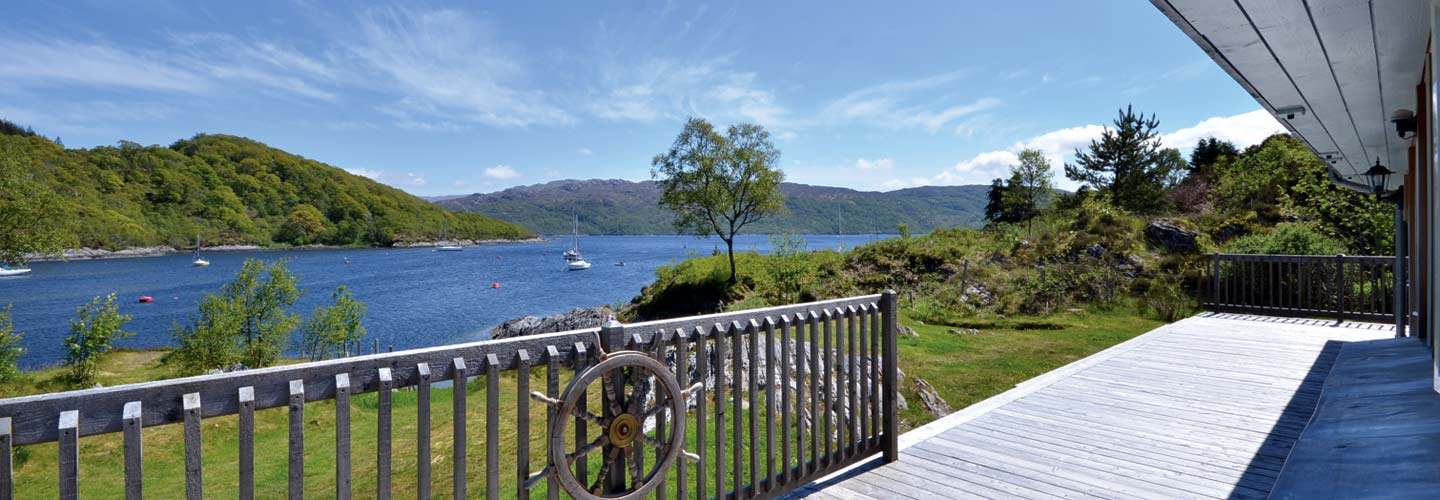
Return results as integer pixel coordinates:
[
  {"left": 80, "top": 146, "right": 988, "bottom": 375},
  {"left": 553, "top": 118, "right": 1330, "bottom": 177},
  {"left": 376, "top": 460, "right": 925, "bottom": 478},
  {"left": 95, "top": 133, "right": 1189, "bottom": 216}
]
[
  {"left": 0, "top": 129, "right": 532, "bottom": 252},
  {"left": 437, "top": 179, "right": 990, "bottom": 235}
]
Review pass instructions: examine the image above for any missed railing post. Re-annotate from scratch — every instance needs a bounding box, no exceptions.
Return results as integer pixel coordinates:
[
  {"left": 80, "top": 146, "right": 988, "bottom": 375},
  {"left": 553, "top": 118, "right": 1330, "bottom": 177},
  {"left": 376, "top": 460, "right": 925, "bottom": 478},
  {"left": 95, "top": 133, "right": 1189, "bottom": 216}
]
[
  {"left": 880, "top": 290, "right": 899, "bottom": 463},
  {"left": 598, "top": 319, "right": 627, "bottom": 494},
  {"left": 1335, "top": 254, "right": 1347, "bottom": 322}
]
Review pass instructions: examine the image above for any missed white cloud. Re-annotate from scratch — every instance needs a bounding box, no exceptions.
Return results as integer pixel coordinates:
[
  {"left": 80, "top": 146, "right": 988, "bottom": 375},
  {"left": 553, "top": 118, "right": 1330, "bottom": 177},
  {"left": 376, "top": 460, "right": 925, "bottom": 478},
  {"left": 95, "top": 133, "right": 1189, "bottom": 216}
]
[
  {"left": 345, "top": 167, "right": 383, "bottom": 180},
  {"left": 935, "top": 150, "right": 1021, "bottom": 184},
  {"left": 577, "top": 147, "right": 593, "bottom": 156},
  {"left": 350, "top": 7, "right": 573, "bottom": 128},
  {"left": 453, "top": 179, "right": 468, "bottom": 189},
  {"left": 484, "top": 165, "right": 520, "bottom": 179},
  {"left": 855, "top": 158, "right": 895, "bottom": 171},
  {"left": 879, "top": 177, "right": 933, "bottom": 191},
  {"left": 404, "top": 172, "right": 428, "bottom": 186},
  {"left": 0, "top": 32, "right": 345, "bottom": 103},
  {"left": 926, "top": 109, "right": 1282, "bottom": 187},
  {"left": 588, "top": 59, "right": 790, "bottom": 133},
  {"left": 0, "top": 37, "right": 211, "bottom": 94},
  {"left": 1160, "top": 109, "right": 1284, "bottom": 150},
  {"left": 821, "top": 70, "right": 998, "bottom": 132}
]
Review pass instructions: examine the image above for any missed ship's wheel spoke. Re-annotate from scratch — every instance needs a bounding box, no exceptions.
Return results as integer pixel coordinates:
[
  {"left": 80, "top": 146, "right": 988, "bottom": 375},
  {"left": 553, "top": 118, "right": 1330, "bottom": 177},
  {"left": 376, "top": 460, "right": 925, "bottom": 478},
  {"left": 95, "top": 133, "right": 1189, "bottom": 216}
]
[
  {"left": 627, "top": 443, "right": 644, "bottom": 487},
  {"left": 566, "top": 435, "right": 609, "bottom": 464},
  {"left": 636, "top": 433, "right": 668, "bottom": 450},
  {"left": 601, "top": 375, "right": 626, "bottom": 418},
  {"left": 589, "top": 447, "right": 621, "bottom": 494},
  {"left": 639, "top": 399, "right": 669, "bottom": 421},
  {"left": 574, "top": 407, "right": 607, "bottom": 429}
]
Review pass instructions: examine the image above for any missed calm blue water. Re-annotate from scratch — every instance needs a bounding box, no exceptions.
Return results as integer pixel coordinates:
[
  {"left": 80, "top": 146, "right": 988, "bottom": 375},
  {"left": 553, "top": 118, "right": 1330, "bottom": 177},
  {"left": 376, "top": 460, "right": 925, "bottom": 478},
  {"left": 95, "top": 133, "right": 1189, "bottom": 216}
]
[{"left": 0, "top": 234, "right": 887, "bottom": 368}]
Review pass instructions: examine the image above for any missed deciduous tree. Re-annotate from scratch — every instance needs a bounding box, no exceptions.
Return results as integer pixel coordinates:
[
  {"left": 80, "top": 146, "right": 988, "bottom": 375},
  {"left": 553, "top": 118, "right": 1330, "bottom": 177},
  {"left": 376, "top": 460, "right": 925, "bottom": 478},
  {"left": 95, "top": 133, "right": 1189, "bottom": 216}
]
[
  {"left": 298, "top": 285, "right": 368, "bottom": 360},
  {"left": 64, "top": 293, "right": 132, "bottom": 386},
  {"left": 0, "top": 305, "right": 23, "bottom": 383},
  {"left": 170, "top": 259, "right": 301, "bottom": 373},
  {"left": 653, "top": 117, "right": 787, "bottom": 284}
]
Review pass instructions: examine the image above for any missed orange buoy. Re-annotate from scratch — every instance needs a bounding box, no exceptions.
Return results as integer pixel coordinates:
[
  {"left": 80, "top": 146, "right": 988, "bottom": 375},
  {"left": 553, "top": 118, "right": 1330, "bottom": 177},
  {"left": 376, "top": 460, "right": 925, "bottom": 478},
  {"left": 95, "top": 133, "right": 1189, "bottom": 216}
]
[
  {"left": 138, "top": 296, "right": 154, "bottom": 303},
  {"left": 492, "top": 282, "right": 500, "bottom": 289}
]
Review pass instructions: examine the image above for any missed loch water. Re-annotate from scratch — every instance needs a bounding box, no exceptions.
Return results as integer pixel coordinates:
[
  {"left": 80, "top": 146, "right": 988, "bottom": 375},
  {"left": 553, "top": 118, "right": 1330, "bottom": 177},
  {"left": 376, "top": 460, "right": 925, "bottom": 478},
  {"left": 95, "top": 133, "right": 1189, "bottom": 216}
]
[{"left": 0, "top": 234, "right": 887, "bottom": 368}]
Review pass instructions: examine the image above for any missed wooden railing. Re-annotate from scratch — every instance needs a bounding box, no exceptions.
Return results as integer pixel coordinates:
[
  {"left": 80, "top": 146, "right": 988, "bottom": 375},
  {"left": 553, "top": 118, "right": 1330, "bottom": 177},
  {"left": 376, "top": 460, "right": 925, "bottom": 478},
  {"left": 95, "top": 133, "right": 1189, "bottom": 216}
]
[
  {"left": 1204, "top": 253, "right": 1397, "bottom": 322},
  {"left": 0, "top": 292, "right": 899, "bottom": 500}
]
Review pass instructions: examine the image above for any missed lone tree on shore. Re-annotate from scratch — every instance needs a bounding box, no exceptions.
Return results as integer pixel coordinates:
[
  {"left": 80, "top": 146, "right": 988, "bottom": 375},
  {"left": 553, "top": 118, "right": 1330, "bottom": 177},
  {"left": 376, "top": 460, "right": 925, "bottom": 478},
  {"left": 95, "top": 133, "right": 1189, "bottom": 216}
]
[{"left": 652, "top": 117, "right": 787, "bottom": 284}]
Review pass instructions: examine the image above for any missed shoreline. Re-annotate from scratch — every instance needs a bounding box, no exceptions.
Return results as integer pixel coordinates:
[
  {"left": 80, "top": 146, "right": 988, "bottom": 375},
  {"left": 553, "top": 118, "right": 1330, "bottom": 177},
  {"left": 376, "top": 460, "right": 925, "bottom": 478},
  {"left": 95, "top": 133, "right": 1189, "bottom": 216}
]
[{"left": 27, "top": 237, "right": 549, "bottom": 263}]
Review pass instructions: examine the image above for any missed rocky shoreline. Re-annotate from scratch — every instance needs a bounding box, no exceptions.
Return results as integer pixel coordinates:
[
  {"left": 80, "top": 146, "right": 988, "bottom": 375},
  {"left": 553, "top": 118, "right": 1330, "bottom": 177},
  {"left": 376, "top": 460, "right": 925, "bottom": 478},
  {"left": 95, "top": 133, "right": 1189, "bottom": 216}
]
[{"left": 27, "top": 237, "right": 547, "bottom": 262}]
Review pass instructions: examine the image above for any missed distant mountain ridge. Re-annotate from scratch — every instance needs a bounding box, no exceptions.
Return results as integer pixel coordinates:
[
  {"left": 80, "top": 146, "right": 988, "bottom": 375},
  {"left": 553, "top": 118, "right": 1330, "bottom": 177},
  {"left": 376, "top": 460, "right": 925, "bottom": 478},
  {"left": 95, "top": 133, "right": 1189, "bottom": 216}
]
[{"left": 436, "top": 179, "right": 989, "bottom": 235}]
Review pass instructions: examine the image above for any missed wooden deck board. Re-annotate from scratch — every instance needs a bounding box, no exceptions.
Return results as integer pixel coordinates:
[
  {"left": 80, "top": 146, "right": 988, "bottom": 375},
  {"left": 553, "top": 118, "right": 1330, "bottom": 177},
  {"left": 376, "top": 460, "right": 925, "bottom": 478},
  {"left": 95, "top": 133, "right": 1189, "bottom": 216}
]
[{"left": 785, "top": 314, "right": 1398, "bottom": 499}]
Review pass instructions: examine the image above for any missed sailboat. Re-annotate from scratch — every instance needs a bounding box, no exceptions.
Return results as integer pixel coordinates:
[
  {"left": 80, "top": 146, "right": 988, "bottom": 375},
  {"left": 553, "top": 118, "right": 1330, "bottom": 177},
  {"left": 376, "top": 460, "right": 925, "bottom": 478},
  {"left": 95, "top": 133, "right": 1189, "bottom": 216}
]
[
  {"left": 191, "top": 235, "right": 210, "bottom": 267},
  {"left": 563, "top": 213, "right": 590, "bottom": 271},
  {"left": 436, "top": 220, "right": 463, "bottom": 252},
  {"left": 0, "top": 264, "right": 31, "bottom": 277}
]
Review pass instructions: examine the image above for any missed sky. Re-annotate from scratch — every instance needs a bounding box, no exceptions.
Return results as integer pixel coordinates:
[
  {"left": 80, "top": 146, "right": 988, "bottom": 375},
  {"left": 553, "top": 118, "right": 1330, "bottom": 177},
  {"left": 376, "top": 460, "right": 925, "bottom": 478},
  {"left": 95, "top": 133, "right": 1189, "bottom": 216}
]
[{"left": 1, "top": 0, "right": 1285, "bottom": 195}]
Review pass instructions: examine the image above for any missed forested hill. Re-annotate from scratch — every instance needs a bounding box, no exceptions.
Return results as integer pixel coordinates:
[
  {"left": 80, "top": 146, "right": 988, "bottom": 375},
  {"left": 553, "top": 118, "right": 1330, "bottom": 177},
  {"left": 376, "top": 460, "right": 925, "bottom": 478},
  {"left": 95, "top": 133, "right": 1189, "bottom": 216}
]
[
  {"left": 437, "top": 179, "right": 990, "bottom": 235},
  {"left": 0, "top": 131, "right": 532, "bottom": 250}
]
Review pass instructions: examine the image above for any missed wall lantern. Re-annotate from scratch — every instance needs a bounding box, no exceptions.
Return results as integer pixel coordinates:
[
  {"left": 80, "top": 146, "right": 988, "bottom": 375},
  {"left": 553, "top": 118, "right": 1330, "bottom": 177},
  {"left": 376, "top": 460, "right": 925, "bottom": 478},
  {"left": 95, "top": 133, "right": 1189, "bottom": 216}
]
[{"left": 1362, "top": 158, "right": 1394, "bottom": 197}]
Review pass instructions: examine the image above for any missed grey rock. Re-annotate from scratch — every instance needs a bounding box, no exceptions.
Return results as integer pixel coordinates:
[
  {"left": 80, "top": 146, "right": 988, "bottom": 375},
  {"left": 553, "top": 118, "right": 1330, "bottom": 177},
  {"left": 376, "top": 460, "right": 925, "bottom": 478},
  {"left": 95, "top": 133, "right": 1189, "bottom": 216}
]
[
  {"left": 1144, "top": 220, "right": 1200, "bottom": 253},
  {"left": 490, "top": 306, "right": 613, "bottom": 339},
  {"left": 897, "top": 324, "right": 919, "bottom": 337},
  {"left": 913, "top": 377, "right": 953, "bottom": 418}
]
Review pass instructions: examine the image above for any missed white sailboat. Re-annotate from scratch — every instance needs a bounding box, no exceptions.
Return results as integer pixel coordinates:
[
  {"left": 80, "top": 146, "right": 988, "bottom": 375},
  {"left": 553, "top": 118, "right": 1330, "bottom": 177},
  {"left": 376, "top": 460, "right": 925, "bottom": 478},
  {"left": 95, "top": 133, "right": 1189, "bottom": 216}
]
[
  {"left": 564, "top": 213, "right": 590, "bottom": 271},
  {"left": 436, "top": 220, "right": 463, "bottom": 252},
  {"left": 191, "top": 235, "right": 210, "bottom": 267}
]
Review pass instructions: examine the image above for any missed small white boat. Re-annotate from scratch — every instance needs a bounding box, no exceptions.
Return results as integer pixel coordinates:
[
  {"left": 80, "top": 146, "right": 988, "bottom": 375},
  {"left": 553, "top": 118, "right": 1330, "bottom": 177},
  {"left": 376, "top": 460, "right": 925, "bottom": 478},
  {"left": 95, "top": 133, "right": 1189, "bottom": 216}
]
[
  {"left": 436, "top": 220, "right": 463, "bottom": 251},
  {"left": 191, "top": 235, "right": 210, "bottom": 267},
  {"left": 0, "top": 266, "right": 31, "bottom": 277},
  {"left": 564, "top": 213, "right": 590, "bottom": 271}
]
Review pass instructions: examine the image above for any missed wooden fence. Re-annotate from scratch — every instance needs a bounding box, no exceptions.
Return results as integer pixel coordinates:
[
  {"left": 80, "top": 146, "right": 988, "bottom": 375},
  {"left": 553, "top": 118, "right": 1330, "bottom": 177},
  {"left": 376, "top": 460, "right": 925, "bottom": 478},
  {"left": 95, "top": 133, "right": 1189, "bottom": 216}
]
[
  {"left": 0, "top": 292, "right": 899, "bottom": 500},
  {"left": 1204, "top": 253, "right": 1397, "bottom": 323}
]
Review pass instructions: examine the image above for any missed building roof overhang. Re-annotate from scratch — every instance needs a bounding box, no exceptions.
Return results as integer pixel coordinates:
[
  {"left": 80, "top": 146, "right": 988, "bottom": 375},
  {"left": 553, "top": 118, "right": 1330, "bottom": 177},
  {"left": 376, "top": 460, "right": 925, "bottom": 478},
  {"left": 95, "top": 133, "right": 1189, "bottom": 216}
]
[{"left": 1151, "top": 0, "right": 1429, "bottom": 193}]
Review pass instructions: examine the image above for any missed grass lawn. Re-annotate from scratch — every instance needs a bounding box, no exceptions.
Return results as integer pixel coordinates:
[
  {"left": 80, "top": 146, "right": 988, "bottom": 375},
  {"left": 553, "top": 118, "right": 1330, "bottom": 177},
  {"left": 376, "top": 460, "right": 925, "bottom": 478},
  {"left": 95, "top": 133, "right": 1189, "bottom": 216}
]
[{"left": 4, "top": 305, "right": 1162, "bottom": 499}]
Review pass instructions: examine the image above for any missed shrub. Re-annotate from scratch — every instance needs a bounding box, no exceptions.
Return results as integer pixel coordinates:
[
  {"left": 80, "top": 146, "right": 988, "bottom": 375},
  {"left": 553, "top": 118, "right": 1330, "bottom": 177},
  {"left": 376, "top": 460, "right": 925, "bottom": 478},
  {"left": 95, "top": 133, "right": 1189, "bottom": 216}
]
[
  {"left": 1224, "top": 222, "right": 1347, "bottom": 255},
  {"left": 298, "top": 285, "right": 368, "bottom": 360},
  {"left": 1140, "top": 273, "right": 1195, "bottom": 322},
  {"left": 169, "top": 259, "right": 301, "bottom": 373},
  {"left": 0, "top": 305, "right": 23, "bottom": 383},
  {"left": 64, "top": 293, "right": 133, "bottom": 386}
]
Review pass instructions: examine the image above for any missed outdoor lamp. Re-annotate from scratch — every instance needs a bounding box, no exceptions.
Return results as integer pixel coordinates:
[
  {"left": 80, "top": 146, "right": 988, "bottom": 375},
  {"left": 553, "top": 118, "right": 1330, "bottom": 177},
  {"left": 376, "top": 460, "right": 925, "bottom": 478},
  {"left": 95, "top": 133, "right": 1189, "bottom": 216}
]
[{"left": 1362, "top": 158, "right": 1393, "bottom": 196}]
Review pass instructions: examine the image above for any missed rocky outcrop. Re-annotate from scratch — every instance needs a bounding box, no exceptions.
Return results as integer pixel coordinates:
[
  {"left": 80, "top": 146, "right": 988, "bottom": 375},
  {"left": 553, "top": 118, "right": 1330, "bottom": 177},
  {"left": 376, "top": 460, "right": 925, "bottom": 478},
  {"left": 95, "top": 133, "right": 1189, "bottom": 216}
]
[
  {"left": 1144, "top": 220, "right": 1200, "bottom": 253},
  {"left": 490, "top": 306, "right": 614, "bottom": 339},
  {"left": 912, "top": 377, "right": 953, "bottom": 417}
]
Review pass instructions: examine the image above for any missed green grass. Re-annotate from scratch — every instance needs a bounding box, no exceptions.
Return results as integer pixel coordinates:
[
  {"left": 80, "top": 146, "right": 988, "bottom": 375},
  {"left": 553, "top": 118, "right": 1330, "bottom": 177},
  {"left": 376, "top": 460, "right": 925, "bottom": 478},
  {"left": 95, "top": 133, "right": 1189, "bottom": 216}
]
[{"left": 4, "top": 305, "right": 1161, "bottom": 499}]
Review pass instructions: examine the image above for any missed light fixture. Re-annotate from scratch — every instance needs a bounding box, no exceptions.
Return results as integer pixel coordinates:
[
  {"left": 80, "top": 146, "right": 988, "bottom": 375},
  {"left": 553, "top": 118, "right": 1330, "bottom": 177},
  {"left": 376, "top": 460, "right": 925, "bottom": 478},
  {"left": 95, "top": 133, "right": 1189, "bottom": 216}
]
[
  {"left": 1392, "top": 109, "right": 1417, "bottom": 139},
  {"left": 1274, "top": 105, "right": 1307, "bottom": 120},
  {"left": 1362, "top": 158, "right": 1394, "bottom": 196}
]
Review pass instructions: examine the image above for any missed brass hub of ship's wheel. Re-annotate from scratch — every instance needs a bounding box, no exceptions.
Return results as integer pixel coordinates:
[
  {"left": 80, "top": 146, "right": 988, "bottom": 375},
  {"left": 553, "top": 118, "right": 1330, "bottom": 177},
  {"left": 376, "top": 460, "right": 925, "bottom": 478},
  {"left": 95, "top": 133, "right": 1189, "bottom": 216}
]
[
  {"left": 608, "top": 413, "right": 640, "bottom": 449},
  {"left": 530, "top": 345, "right": 703, "bottom": 500}
]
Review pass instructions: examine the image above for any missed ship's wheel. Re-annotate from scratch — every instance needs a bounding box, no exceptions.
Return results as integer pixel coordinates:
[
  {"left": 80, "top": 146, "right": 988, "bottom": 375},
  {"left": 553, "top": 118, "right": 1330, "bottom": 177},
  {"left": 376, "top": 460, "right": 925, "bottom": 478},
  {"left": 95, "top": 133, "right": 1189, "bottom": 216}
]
[{"left": 531, "top": 340, "right": 702, "bottom": 500}]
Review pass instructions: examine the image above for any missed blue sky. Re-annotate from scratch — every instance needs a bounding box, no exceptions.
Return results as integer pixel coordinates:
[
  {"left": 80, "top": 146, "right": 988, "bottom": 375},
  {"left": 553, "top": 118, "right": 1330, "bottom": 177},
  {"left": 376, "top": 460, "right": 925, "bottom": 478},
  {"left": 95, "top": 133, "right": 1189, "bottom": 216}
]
[{"left": 2, "top": 0, "right": 1283, "bottom": 195}]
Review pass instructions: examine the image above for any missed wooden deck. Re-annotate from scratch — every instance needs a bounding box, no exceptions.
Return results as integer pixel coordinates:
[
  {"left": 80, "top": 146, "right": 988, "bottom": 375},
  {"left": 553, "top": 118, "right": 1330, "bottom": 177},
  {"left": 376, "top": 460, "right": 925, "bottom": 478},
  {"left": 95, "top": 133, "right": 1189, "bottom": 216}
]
[{"left": 787, "top": 313, "right": 1402, "bottom": 500}]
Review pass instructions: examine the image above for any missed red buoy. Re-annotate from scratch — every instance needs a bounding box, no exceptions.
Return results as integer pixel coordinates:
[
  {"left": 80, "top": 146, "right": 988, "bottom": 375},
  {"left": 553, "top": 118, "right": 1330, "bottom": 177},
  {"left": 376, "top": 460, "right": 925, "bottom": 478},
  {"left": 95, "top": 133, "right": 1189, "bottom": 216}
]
[
  {"left": 138, "top": 296, "right": 154, "bottom": 303},
  {"left": 492, "top": 282, "right": 500, "bottom": 289}
]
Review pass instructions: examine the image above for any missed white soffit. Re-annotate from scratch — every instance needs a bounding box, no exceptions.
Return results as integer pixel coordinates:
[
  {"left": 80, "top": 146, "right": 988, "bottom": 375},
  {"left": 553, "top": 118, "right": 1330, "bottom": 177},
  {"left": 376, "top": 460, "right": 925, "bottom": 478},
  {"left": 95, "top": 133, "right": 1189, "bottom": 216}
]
[{"left": 1152, "top": 0, "right": 1427, "bottom": 190}]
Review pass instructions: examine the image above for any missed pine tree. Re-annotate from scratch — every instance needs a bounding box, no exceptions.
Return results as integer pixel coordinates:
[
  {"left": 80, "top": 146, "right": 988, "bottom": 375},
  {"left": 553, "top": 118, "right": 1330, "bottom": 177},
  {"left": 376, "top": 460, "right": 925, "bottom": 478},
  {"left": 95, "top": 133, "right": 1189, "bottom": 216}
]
[{"left": 1064, "top": 105, "right": 1169, "bottom": 213}]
